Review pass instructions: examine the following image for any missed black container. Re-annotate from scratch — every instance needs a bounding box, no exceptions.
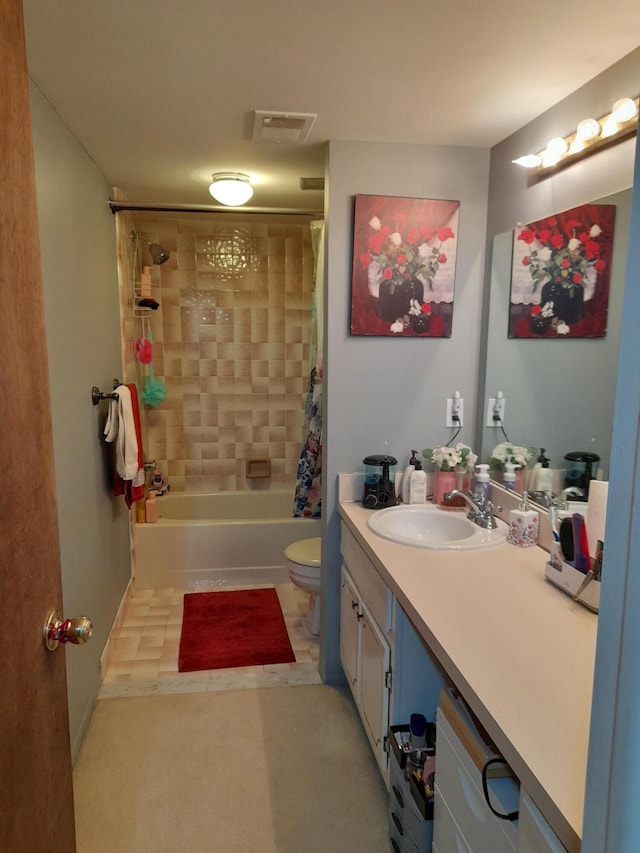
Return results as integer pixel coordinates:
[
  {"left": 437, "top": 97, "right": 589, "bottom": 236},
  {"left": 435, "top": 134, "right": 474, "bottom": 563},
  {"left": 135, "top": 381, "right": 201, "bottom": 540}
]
[
  {"left": 362, "top": 454, "right": 397, "bottom": 509},
  {"left": 563, "top": 451, "right": 600, "bottom": 498}
]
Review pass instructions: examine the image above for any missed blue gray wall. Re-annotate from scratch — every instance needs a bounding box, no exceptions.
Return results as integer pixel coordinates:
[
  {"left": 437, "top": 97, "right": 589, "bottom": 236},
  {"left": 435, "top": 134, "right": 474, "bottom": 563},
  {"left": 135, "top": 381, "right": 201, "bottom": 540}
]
[
  {"left": 321, "top": 141, "right": 491, "bottom": 679},
  {"left": 30, "top": 82, "right": 131, "bottom": 758}
]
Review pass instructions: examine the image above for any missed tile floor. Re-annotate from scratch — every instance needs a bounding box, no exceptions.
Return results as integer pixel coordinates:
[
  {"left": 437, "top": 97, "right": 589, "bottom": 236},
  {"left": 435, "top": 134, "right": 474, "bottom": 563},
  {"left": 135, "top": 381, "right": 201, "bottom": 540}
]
[{"left": 99, "top": 581, "right": 321, "bottom": 699}]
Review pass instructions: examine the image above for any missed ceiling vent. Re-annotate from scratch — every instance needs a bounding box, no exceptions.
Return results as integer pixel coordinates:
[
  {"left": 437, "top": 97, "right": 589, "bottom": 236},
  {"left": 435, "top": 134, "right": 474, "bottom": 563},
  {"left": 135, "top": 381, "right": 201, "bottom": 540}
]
[
  {"left": 252, "top": 110, "right": 317, "bottom": 144},
  {"left": 299, "top": 177, "right": 325, "bottom": 191}
]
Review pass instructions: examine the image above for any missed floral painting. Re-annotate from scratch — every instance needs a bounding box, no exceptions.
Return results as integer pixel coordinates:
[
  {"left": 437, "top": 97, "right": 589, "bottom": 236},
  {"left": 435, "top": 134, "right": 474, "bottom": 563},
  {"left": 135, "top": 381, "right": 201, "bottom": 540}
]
[
  {"left": 350, "top": 194, "right": 460, "bottom": 336},
  {"left": 509, "top": 203, "right": 616, "bottom": 338}
]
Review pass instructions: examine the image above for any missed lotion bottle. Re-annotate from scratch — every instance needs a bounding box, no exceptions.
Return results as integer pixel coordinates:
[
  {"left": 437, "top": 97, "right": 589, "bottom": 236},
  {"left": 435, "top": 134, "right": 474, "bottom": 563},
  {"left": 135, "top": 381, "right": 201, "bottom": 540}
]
[
  {"left": 402, "top": 450, "right": 419, "bottom": 504},
  {"left": 530, "top": 449, "right": 549, "bottom": 491},
  {"left": 474, "top": 464, "right": 490, "bottom": 503},
  {"left": 538, "top": 453, "right": 553, "bottom": 496},
  {"left": 409, "top": 459, "right": 427, "bottom": 504}
]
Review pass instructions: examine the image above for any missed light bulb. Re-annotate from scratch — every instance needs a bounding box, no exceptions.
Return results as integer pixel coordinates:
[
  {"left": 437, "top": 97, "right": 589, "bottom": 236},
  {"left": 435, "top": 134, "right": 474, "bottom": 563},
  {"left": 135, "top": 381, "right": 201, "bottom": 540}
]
[
  {"left": 576, "top": 118, "right": 600, "bottom": 142},
  {"left": 546, "top": 137, "right": 569, "bottom": 158},
  {"left": 512, "top": 154, "right": 542, "bottom": 168},
  {"left": 208, "top": 173, "right": 254, "bottom": 206},
  {"left": 611, "top": 98, "right": 638, "bottom": 123},
  {"left": 601, "top": 115, "right": 619, "bottom": 138}
]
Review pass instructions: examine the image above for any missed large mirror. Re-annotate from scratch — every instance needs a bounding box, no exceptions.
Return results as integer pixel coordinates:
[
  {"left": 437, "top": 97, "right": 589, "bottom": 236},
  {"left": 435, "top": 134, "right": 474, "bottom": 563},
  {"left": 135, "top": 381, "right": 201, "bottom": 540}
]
[{"left": 478, "top": 188, "right": 631, "bottom": 494}]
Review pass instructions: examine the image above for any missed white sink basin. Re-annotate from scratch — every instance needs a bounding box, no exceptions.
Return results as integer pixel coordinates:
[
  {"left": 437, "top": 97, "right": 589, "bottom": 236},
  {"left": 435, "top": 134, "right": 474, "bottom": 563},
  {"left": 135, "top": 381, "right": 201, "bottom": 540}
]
[{"left": 367, "top": 504, "right": 508, "bottom": 550}]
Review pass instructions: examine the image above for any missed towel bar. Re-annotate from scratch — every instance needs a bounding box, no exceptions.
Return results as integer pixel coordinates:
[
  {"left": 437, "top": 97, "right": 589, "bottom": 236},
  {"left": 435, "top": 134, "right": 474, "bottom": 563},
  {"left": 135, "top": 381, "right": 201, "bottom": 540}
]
[{"left": 92, "top": 379, "right": 121, "bottom": 406}]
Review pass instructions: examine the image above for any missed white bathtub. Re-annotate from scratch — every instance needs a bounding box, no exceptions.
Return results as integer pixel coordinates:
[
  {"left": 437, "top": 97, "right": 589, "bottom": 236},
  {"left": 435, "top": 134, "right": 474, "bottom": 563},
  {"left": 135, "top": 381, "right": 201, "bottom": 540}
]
[{"left": 133, "top": 489, "right": 321, "bottom": 589}]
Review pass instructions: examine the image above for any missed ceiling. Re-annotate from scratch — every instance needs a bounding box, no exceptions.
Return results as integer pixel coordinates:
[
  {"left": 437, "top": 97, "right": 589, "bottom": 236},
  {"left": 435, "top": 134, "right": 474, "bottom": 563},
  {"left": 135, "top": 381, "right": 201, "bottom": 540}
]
[{"left": 22, "top": 1, "right": 640, "bottom": 213}]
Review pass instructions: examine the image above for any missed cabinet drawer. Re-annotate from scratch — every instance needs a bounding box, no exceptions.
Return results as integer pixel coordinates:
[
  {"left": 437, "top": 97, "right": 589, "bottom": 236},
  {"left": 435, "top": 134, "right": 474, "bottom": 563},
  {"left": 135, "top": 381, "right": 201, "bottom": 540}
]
[
  {"left": 433, "top": 784, "right": 472, "bottom": 853},
  {"left": 341, "top": 523, "right": 391, "bottom": 631},
  {"left": 389, "top": 828, "right": 421, "bottom": 853},
  {"left": 436, "top": 711, "right": 518, "bottom": 852},
  {"left": 518, "top": 791, "right": 568, "bottom": 852},
  {"left": 389, "top": 759, "right": 432, "bottom": 848}
]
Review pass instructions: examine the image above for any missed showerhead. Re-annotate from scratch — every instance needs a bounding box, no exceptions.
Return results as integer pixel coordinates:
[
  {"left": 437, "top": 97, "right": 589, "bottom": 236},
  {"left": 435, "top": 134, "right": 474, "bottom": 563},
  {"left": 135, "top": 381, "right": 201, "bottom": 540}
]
[{"left": 131, "top": 231, "right": 170, "bottom": 265}]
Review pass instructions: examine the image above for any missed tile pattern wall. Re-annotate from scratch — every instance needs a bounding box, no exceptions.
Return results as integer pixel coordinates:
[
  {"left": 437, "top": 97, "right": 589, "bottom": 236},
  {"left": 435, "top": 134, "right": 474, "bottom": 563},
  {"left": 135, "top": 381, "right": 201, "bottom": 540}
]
[{"left": 117, "top": 212, "right": 315, "bottom": 493}]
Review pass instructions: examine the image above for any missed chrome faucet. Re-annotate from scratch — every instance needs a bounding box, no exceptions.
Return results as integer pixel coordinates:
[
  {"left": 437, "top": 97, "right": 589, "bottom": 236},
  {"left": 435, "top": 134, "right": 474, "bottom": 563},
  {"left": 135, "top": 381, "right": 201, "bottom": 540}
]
[{"left": 444, "top": 489, "right": 501, "bottom": 530}]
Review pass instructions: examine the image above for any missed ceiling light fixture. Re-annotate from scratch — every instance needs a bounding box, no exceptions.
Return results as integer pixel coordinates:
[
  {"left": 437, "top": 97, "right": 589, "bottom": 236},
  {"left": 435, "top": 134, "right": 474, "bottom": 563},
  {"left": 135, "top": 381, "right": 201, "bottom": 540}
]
[
  {"left": 512, "top": 96, "right": 639, "bottom": 182},
  {"left": 208, "top": 173, "right": 254, "bottom": 206}
]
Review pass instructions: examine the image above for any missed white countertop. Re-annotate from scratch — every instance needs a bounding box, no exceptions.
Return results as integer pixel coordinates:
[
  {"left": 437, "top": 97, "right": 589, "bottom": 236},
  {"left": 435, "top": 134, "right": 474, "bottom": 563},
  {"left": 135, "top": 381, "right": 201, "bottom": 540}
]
[{"left": 339, "top": 499, "right": 597, "bottom": 853}]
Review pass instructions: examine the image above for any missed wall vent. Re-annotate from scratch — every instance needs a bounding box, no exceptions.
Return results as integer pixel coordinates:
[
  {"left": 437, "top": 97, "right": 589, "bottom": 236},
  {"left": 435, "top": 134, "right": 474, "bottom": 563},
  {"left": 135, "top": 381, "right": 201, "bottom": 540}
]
[
  {"left": 299, "top": 177, "right": 325, "bottom": 191},
  {"left": 252, "top": 110, "right": 317, "bottom": 144}
]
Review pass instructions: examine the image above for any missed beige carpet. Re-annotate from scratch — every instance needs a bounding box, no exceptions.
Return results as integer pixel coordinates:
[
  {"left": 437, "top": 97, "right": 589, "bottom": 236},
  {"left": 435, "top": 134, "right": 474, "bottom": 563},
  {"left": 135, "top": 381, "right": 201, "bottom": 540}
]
[{"left": 73, "top": 685, "right": 389, "bottom": 852}]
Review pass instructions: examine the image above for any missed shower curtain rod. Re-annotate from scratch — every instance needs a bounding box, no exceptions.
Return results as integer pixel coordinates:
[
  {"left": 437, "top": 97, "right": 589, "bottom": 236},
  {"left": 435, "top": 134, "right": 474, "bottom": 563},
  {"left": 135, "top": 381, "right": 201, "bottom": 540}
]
[{"left": 109, "top": 200, "right": 323, "bottom": 217}]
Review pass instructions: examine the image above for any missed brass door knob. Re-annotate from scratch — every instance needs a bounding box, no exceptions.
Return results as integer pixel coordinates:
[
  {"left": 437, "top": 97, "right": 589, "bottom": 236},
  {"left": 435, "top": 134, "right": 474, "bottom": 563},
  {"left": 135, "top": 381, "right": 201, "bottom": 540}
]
[{"left": 43, "top": 609, "right": 93, "bottom": 651}]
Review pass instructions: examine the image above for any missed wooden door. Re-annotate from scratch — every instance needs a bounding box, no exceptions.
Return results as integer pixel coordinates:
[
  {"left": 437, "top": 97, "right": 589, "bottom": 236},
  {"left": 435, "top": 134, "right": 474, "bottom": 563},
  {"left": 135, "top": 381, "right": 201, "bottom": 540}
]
[{"left": 0, "top": 0, "right": 76, "bottom": 849}]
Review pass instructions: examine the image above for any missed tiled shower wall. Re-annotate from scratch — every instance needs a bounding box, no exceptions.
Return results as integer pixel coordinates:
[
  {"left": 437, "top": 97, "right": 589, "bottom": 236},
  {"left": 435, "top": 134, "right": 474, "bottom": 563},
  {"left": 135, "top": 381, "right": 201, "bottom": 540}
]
[{"left": 116, "top": 212, "right": 316, "bottom": 493}]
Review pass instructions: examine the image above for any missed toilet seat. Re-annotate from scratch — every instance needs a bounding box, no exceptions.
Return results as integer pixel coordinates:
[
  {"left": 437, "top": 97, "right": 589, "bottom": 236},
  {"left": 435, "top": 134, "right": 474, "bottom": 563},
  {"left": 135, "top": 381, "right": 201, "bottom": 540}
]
[{"left": 284, "top": 537, "right": 321, "bottom": 567}]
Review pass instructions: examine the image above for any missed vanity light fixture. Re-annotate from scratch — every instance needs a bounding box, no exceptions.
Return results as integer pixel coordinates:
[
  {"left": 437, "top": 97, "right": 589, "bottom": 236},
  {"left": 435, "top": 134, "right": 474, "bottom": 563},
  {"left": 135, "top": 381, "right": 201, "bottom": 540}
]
[
  {"left": 208, "top": 172, "right": 254, "bottom": 206},
  {"left": 512, "top": 96, "right": 639, "bottom": 182}
]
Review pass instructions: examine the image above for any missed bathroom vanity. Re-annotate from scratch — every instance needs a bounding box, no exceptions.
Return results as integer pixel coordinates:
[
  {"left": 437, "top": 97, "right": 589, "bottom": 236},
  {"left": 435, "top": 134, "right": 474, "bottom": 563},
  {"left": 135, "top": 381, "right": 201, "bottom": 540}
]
[{"left": 338, "top": 495, "right": 596, "bottom": 853}]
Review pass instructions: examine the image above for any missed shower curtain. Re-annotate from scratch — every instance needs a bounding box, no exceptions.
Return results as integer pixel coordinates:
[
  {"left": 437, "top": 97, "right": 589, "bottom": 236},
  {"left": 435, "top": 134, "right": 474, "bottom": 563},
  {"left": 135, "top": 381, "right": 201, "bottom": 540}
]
[{"left": 293, "top": 220, "right": 324, "bottom": 518}]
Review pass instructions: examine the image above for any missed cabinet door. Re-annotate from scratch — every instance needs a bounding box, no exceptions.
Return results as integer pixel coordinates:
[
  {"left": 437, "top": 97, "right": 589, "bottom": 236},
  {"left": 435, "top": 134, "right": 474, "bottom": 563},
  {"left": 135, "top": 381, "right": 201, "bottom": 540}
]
[
  {"left": 360, "top": 599, "right": 391, "bottom": 774},
  {"left": 340, "top": 567, "right": 360, "bottom": 702}
]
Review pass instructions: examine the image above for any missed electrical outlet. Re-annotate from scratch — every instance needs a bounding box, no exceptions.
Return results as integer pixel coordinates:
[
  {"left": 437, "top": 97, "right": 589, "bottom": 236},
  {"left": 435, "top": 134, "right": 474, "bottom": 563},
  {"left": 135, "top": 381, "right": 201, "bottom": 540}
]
[
  {"left": 486, "top": 394, "right": 506, "bottom": 427},
  {"left": 446, "top": 395, "right": 463, "bottom": 427}
]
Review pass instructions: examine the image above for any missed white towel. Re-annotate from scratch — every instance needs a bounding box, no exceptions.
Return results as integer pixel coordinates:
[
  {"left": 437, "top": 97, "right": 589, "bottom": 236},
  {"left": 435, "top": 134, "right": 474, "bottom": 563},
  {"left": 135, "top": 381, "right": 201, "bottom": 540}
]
[{"left": 103, "top": 385, "right": 139, "bottom": 481}]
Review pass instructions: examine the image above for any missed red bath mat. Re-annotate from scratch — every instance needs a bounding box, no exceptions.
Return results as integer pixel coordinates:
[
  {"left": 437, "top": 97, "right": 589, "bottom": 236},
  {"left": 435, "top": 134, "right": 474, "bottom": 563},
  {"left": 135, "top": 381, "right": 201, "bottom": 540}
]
[{"left": 178, "top": 588, "right": 296, "bottom": 672}]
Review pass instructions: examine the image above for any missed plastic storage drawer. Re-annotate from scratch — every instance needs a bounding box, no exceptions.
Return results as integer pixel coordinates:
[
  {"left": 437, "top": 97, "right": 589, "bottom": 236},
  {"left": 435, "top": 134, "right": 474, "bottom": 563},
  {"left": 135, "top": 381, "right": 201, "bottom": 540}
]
[
  {"left": 435, "top": 704, "right": 519, "bottom": 852},
  {"left": 433, "top": 783, "right": 472, "bottom": 853},
  {"left": 388, "top": 758, "right": 432, "bottom": 851},
  {"left": 518, "top": 791, "right": 568, "bottom": 852}
]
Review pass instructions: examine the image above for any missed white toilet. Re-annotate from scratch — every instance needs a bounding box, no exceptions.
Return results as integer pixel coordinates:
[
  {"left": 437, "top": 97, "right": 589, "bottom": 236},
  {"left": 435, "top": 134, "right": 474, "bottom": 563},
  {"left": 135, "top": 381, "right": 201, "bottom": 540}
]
[{"left": 285, "top": 537, "right": 322, "bottom": 636}]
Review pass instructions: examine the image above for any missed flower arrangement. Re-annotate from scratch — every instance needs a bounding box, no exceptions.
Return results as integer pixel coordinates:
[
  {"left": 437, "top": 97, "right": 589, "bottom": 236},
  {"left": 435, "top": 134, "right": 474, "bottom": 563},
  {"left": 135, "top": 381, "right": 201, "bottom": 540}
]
[
  {"left": 360, "top": 212, "right": 455, "bottom": 332},
  {"left": 423, "top": 443, "right": 476, "bottom": 472},
  {"left": 490, "top": 442, "right": 534, "bottom": 471},
  {"left": 517, "top": 218, "right": 606, "bottom": 297},
  {"left": 362, "top": 214, "right": 455, "bottom": 292}
]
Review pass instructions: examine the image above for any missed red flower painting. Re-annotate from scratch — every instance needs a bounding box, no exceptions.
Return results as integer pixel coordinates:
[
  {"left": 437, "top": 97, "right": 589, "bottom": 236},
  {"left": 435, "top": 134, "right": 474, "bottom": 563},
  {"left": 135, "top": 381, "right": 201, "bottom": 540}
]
[
  {"left": 509, "top": 203, "right": 616, "bottom": 339},
  {"left": 350, "top": 194, "right": 460, "bottom": 337}
]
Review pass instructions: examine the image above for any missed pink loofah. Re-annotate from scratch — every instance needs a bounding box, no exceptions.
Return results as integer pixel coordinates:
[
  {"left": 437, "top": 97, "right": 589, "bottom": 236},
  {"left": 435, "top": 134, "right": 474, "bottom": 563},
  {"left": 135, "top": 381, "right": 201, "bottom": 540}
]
[{"left": 136, "top": 336, "right": 153, "bottom": 364}]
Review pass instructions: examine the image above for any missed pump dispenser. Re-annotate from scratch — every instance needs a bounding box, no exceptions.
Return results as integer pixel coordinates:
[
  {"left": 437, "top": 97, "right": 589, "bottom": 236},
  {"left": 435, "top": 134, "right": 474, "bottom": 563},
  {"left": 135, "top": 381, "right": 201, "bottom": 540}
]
[
  {"left": 507, "top": 495, "right": 539, "bottom": 547},
  {"left": 530, "top": 449, "right": 549, "bottom": 492},
  {"left": 402, "top": 451, "right": 419, "bottom": 504},
  {"left": 503, "top": 462, "right": 516, "bottom": 492},
  {"left": 409, "top": 459, "right": 427, "bottom": 504},
  {"left": 474, "top": 464, "right": 490, "bottom": 503},
  {"left": 538, "top": 452, "right": 553, "bottom": 495}
]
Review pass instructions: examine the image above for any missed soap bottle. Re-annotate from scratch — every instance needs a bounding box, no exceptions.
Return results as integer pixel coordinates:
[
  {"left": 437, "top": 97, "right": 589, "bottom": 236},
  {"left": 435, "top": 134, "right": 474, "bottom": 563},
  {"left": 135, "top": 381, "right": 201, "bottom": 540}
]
[
  {"left": 402, "top": 451, "right": 419, "bottom": 504},
  {"left": 145, "top": 491, "right": 159, "bottom": 523},
  {"left": 530, "top": 449, "right": 549, "bottom": 492},
  {"left": 538, "top": 452, "right": 553, "bottom": 496},
  {"left": 503, "top": 461, "right": 516, "bottom": 492},
  {"left": 409, "top": 459, "right": 427, "bottom": 504},
  {"left": 140, "top": 265, "right": 152, "bottom": 298},
  {"left": 507, "top": 496, "right": 539, "bottom": 547},
  {"left": 136, "top": 494, "right": 147, "bottom": 523},
  {"left": 474, "top": 464, "right": 490, "bottom": 503}
]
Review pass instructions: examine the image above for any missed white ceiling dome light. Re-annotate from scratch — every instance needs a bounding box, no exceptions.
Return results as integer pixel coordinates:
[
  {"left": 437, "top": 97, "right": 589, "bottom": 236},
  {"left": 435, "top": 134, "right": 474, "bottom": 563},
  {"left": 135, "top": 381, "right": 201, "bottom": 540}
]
[{"left": 208, "top": 173, "right": 253, "bottom": 206}]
